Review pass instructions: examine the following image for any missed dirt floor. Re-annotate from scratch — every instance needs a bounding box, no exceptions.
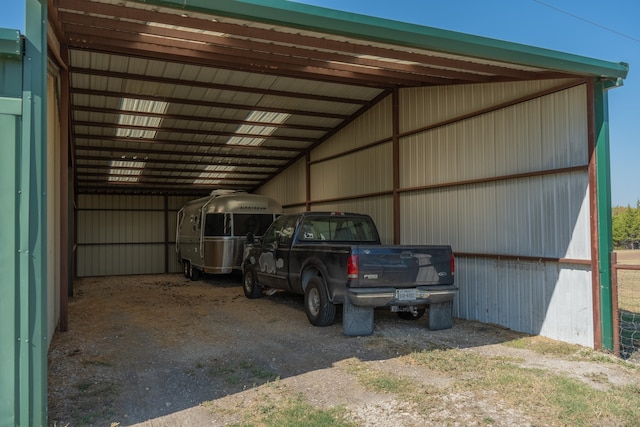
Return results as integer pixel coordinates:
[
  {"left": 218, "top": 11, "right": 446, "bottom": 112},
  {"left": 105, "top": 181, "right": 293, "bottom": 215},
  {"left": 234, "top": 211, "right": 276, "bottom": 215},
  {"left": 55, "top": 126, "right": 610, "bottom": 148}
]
[{"left": 48, "top": 273, "right": 639, "bottom": 426}]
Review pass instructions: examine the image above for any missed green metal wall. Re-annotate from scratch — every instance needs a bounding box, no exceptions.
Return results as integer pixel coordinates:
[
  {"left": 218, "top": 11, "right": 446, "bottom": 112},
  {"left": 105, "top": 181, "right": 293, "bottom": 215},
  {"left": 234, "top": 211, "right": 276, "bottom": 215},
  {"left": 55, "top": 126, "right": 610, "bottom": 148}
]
[
  {"left": 0, "top": 28, "right": 24, "bottom": 427},
  {"left": 0, "top": 0, "right": 48, "bottom": 424}
]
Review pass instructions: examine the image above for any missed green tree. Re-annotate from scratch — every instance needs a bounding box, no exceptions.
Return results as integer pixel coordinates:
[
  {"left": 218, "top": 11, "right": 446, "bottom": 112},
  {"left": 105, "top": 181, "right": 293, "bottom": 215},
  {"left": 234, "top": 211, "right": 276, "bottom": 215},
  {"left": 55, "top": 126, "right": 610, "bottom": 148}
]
[{"left": 612, "top": 200, "right": 640, "bottom": 249}]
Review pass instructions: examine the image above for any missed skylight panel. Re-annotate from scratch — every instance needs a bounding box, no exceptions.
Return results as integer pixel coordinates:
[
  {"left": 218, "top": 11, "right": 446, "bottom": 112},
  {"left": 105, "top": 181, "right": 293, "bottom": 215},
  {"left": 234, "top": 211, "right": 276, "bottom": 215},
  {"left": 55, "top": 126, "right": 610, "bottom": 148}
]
[
  {"left": 116, "top": 98, "right": 169, "bottom": 139},
  {"left": 226, "top": 111, "right": 290, "bottom": 146},
  {"left": 108, "top": 160, "right": 146, "bottom": 183},
  {"left": 194, "top": 165, "right": 237, "bottom": 185}
]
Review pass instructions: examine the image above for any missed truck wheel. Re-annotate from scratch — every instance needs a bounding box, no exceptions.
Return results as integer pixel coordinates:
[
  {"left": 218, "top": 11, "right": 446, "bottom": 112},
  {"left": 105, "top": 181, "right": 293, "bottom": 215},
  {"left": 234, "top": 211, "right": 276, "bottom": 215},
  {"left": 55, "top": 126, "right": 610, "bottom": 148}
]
[
  {"left": 304, "top": 277, "right": 336, "bottom": 326},
  {"left": 243, "top": 268, "right": 263, "bottom": 299},
  {"left": 397, "top": 308, "right": 426, "bottom": 320},
  {"left": 189, "top": 263, "right": 201, "bottom": 281}
]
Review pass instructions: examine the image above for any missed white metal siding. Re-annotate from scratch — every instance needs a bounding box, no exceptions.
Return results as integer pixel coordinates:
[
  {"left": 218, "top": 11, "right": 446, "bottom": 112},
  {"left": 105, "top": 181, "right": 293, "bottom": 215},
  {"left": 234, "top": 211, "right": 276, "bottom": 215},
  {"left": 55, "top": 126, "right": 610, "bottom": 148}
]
[
  {"left": 257, "top": 158, "right": 306, "bottom": 207},
  {"left": 399, "top": 81, "right": 593, "bottom": 346},
  {"left": 77, "top": 194, "right": 182, "bottom": 276},
  {"left": 400, "top": 173, "right": 590, "bottom": 259},
  {"left": 311, "top": 95, "right": 392, "bottom": 161},
  {"left": 455, "top": 257, "right": 593, "bottom": 347},
  {"left": 310, "top": 142, "right": 393, "bottom": 201},
  {"left": 400, "top": 85, "right": 588, "bottom": 188},
  {"left": 399, "top": 78, "right": 579, "bottom": 133}
]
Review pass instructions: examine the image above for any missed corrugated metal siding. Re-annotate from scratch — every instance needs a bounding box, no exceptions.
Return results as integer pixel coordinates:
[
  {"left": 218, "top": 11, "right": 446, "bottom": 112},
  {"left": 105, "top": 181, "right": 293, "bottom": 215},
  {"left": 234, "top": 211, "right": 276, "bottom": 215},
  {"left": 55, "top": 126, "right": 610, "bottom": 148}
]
[
  {"left": 400, "top": 84, "right": 588, "bottom": 188},
  {"left": 399, "top": 78, "right": 579, "bottom": 132},
  {"left": 311, "top": 95, "right": 392, "bottom": 161},
  {"left": 310, "top": 142, "right": 393, "bottom": 201},
  {"left": 455, "top": 257, "right": 593, "bottom": 347},
  {"left": 399, "top": 81, "right": 593, "bottom": 345},
  {"left": 400, "top": 172, "right": 590, "bottom": 259},
  {"left": 257, "top": 158, "right": 306, "bottom": 207},
  {"left": 77, "top": 194, "right": 189, "bottom": 276}
]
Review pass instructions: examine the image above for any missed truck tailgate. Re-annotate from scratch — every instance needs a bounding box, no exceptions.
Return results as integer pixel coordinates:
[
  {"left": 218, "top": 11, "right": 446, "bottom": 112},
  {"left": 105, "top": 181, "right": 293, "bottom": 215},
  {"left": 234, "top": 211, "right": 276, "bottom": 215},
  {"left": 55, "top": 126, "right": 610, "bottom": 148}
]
[{"left": 352, "top": 245, "right": 453, "bottom": 288}]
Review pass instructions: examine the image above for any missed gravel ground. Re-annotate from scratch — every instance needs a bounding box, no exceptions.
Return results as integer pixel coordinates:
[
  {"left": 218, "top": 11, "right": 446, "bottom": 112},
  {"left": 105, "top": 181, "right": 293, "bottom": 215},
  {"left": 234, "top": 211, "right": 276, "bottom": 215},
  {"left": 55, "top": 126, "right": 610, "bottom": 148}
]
[{"left": 47, "top": 273, "right": 639, "bottom": 426}]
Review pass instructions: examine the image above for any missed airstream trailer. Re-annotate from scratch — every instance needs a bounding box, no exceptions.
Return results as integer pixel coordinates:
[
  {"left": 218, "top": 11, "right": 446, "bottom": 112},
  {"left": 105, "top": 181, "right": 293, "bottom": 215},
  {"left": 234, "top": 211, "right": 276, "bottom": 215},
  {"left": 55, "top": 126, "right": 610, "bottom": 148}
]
[{"left": 176, "top": 190, "right": 283, "bottom": 279}]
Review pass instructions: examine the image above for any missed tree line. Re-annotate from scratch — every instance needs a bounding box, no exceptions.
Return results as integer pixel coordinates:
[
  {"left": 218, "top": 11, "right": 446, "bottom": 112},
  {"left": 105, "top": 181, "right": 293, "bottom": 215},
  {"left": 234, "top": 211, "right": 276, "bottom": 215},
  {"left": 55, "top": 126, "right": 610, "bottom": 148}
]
[{"left": 612, "top": 201, "right": 640, "bottom": 249}]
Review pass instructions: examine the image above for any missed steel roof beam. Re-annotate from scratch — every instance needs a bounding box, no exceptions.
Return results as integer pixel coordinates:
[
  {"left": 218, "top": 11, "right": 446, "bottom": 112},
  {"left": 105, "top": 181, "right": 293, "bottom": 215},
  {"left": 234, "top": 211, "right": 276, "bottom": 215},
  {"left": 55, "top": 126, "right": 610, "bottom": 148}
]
[
  {"left": 72, "top": 121, "right": 320, "bottom": 144},
  {"left": 69, "top": 87, "right": 353, "bottom": 120},
  {"left": 74, "top": 134, "right": 310, "bottom": 153},
  {"left": 71, "top": 106, "right": 336, "bottom": 132},
  {"left": 69, "top": 67, "right": 374, "bottom": 107}
]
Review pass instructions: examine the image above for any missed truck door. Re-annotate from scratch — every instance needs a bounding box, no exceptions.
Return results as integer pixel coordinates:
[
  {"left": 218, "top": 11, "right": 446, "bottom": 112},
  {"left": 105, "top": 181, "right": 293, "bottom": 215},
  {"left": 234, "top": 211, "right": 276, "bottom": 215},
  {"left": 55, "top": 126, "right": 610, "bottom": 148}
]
[
  {"left": 255, "top": 215, "right": 295, "bottom": 289},
  {"left": 273, "top": 215, "right": 297, "bottom": 290}
]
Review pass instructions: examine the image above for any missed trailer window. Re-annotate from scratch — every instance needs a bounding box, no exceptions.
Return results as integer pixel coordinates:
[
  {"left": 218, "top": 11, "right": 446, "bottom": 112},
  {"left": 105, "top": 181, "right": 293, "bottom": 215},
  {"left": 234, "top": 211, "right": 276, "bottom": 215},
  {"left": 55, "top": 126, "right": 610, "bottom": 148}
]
[
  {"left": 233, "top": 214, "right": 276, "bottom": 236},
  {"left": 204, "top": 213, "right": 231, "bottom": 236}
]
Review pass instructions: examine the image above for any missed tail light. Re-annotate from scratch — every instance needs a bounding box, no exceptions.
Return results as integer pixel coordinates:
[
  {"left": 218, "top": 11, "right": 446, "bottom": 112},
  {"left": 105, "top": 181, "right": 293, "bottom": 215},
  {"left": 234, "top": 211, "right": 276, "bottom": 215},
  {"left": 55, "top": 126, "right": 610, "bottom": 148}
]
[
  {"left": 347, "top": 254, "right": 359, "bottom": 279},
  {"left": 450, "top": 253, "right": 455, "bottom": 276}
]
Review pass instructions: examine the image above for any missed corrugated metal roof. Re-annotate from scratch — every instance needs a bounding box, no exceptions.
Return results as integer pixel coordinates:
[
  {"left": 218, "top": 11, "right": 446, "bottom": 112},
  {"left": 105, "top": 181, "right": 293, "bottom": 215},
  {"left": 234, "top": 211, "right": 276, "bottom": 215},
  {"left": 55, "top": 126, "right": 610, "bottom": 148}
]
[{"left": 49, "top": 0, "right": 628, "bottom": 195}]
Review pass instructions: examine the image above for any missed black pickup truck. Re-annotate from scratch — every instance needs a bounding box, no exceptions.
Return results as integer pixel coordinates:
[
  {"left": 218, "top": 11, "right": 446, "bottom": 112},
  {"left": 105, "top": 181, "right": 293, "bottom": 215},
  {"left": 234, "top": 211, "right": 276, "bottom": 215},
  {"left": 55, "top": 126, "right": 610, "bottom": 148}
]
[{"left": 241, "top": 211, "right": 457, "bottom": 336}]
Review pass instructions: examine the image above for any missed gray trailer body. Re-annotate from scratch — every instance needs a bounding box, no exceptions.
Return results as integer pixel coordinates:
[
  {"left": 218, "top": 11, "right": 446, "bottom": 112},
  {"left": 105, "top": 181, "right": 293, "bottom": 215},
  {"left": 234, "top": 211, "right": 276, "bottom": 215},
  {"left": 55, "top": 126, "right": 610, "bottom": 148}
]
[{"left": 176, "top": 191, "right": 282, "bottom": 278}]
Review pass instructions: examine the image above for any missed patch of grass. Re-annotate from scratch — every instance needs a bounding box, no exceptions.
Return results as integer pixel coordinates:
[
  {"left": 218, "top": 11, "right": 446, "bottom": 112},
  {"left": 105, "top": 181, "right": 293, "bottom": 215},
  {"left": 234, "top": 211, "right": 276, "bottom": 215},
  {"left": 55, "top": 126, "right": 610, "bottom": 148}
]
[
  {"left": 343, "top": 358, "right": 411, "bottom": 395},
  {"left": 257, "top": 395, "right": 352, "bottom": 427},
  {"left": 410, "top": 348, "right": 487, "bottom": 374},
  {"left": 230, "top": 395, "right": 353, "bottom": 427},
  {"left": 409, "top": 347, "right": 640, "bottom": 426},
  {"left": 503, "top": 336, "right": 579, "bottom": 357},
  {"left": 208, "top": 364, "right": 241, "bottom": 384}
]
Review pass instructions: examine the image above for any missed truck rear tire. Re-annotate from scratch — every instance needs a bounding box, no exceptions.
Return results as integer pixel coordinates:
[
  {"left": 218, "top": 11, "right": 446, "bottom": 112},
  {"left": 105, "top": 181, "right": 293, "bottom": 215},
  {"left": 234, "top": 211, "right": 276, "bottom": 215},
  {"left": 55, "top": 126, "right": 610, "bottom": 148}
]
[
  {"left": 304, "top": 277, "right": 336, "bottom": 327},
  {"left": 243, "top": 268, "right": 263, "bottom": 299}
]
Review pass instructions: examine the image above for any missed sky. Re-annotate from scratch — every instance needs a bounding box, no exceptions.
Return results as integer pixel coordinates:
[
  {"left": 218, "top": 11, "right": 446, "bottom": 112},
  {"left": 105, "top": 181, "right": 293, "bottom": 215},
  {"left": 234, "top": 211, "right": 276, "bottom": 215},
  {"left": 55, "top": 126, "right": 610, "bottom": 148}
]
[{"left": 1, "top": 0, "right": 638, "bottom": 206}]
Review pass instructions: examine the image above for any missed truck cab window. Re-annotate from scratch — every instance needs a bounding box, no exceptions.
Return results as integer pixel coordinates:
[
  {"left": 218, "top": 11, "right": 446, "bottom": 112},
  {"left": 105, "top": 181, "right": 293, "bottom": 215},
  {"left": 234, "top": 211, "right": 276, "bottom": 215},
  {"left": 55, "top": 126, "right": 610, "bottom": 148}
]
[{"left": 263, "top": 215, "right": 288, "bottom": 248}]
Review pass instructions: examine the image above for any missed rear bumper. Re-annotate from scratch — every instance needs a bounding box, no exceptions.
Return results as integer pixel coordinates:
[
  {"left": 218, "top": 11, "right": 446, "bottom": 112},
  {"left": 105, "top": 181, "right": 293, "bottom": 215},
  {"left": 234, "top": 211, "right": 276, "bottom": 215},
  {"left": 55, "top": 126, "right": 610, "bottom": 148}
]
[{"left": 346, "top": 285, "right": 457, "bottom": 307}]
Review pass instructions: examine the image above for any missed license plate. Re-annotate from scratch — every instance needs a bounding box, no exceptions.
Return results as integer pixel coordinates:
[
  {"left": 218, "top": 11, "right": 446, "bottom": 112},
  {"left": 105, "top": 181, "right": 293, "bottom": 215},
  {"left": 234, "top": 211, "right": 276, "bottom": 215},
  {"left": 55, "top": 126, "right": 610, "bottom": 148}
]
[{"left": 396, "top": 289, "right": 416, "bottom": 301}]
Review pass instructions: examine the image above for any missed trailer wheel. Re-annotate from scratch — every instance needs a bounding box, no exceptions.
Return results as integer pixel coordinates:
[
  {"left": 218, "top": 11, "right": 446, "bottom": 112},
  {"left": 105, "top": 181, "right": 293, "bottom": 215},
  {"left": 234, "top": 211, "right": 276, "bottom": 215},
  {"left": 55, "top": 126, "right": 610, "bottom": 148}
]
[
  {"left": 243, "top": 267, "right": 263, "bottom": 299},
  {"left": 183, "top": 260, "right": 190, "bottom": 279},
  {"left": 397, "top": 308, "right": 426, "bottom": 320},
  {"left": 189, "top": 263, "right": 201, "bottom": 281},
  {"left": 304, "top": 276, "right": 336, "bottom": 326}
]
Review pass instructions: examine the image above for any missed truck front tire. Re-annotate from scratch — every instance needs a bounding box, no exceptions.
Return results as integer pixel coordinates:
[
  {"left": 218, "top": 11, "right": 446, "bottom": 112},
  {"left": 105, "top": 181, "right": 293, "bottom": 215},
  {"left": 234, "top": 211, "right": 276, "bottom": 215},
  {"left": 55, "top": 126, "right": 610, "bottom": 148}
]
[
  {"left": 243, "top": 267, "right": 263, "bottom": 299},
  {"left": 304, "top": 277, "right": 336, "bottom": 326}
]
